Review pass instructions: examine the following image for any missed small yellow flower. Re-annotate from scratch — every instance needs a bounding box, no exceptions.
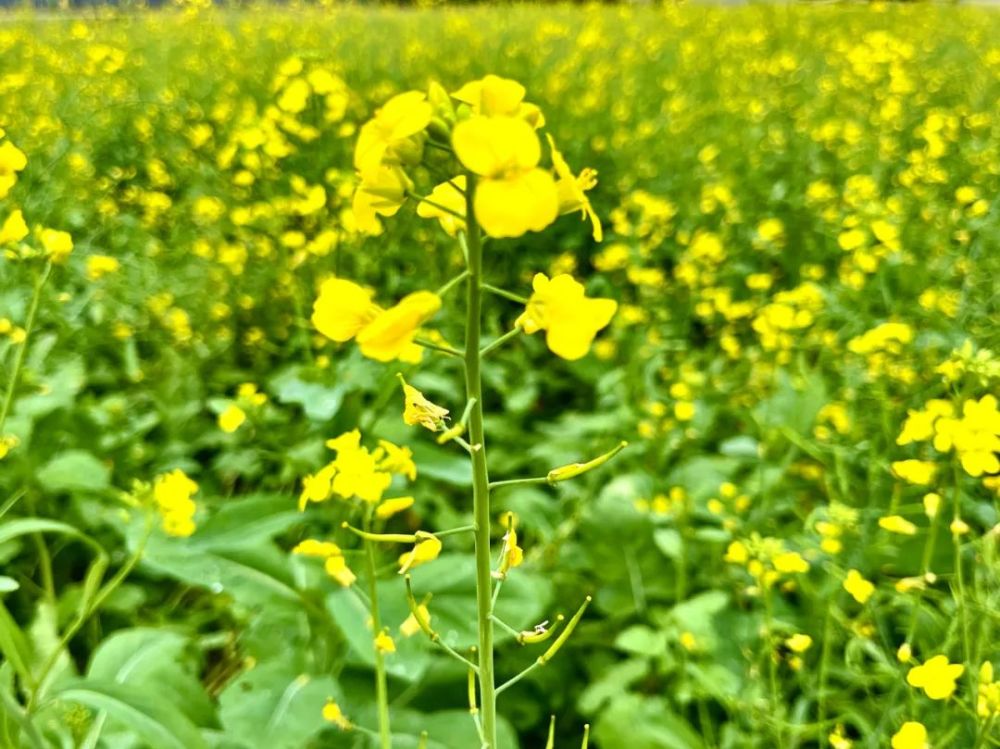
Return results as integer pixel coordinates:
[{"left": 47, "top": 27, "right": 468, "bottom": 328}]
[
  {"left": 398, "top": 531, "right": 442, "bottom": 574},
  {"left": 40, "top": 228, "right": 74, "bottom": 264},
  {"left": 891, "top": 722, "right": 928, "bottom": 749},
  {"left": 493, "top": 529, "right": 524, "bottom": 580},
  {"left": 85, "top": 254, "right": 121, "bottom": 281},
  {"left": 890, "top": 460, "right": 937, "bottom": 486},
  {"left": 878, "top": 515, "right": 918, "bottom": 536},
  {"left": 324, "top": 555, "right": 357, "bottom": 587},
  {"left": 785, "top": 634, "right": 813, "bottom": 653},
  {"left": 0, "top": 210, "right": 28, "bottom": 244},
  {"left": 375, "top": 496, "right": 415, "bottom": 520},
  {"left": 398, "top": 375, "right": 449, "bottom": 432},
  {"left": 374, "top": 629, "right": 396, "bottom": 654},
  {"left": 153, "top": 469, "right": 199, "bottom": 538},
  {"left": 400, "top": 603, "right": 431, "bottom": 638},
  {"left": 897, "top": 643, "right": 913, "bottom": 663},
  {"left": 922, "top": 493, "right": 941, "bottom": 518},
  {"left": 312, "top": 278, "right": 382, "bottom": 343},
  {"left": 354, "top": 90, "right": 432, "bottom": 179},
  {"left": 218, "top": 404, "right": 247, "bottom": 434},
  {"left": 322, "top": 699, "right": 352, "bottom": 730},
  {"left": 907, "top": 655, "right": 964, "bottom": 700},
  {"left": 547, "top": 134, "right": 602, "bottom": 242},
  {"left": 772, "top": 551, "right": 809, "bottom": 574},
  {"left": 0, "top": 140, "right": 27, "bottom": 199},
  {"left": 843, "top": 569, "right": 875, "bottom": 604},
  {"left": 516, "top": 273, "right": 617, "bottom": 361}
]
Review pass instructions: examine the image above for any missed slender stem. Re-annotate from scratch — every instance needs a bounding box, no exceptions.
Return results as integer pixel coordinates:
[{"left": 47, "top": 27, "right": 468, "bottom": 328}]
[
  {"left": 480, "top": 327, "right": 522, "bottom": 359},
  {"left": 29, "top": 513, "right": 151, "bottom": 712},
  {"left": 496, "top": 659, "right": 541, "bottom": 695},
  {"left": 490, "top": 614, "right": 520, "bottom": 638},
  {"left": 413, "top": 337, "right": 464, "bottom": 359},
  {"left": 489, "top": 476, "right": 550, "bottom": 491},
  {"left": 364, "top": 515, "right": 392, "bottom": 749},
  {"left": 481, "top": 283, "right": 527, "bottom": 305},
  {"left": 437, "top": 269, "right": 470, "bottom": 298},
  {"left": 407, "top": 191, "right": 466, "bottom": 222},
  {"left": 0, "top": 262, "right": 50, "bottom": 434},
  {"left": 463, "top": 177, "right": 498, "bottom": 748},
  {"left": 435, "top": 524, "right": 476, "bottom": 538}
]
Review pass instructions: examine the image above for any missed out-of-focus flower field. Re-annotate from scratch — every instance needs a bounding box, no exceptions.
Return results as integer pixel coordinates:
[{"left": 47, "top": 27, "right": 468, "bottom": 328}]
[{"left": 1, "top": 3, "right": 999, "bottom": 748}]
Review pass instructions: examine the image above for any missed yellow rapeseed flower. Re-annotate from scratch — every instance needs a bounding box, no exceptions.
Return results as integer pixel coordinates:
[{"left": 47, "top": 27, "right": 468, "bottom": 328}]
[
  {"left": 398, "top": 375, "right": 449, "bottom": 431},
  {"left": 311, "top": 278, "right": 382, "bottom": 343},
  {"left": 416, "top": 175, "right": 466, "bottom": 236},
  {"left": 890, "top": 460, "right": 937, "bottom": 486},
  {"left": 843, "top": 569, "right": 875, "bottom": 604},
  {"left": 398, "top": 531, "right": 442, "bottom": 574},
  {"left": 907, "top": 655, "right": 964, "bottom": 700},
  {"left": 354, "top": 90, "right": 432, "bottom": 180},
  {"left": 322, "top": 699, "right": 352, "bottom": 730},
  {"left": 0, "top": 210, "right": 28, "bottom": 244},
  {"left": 452, "top": 115, "right": 558, "bottom": 238},
  {"left": 355, "top": 291, "right": 441, "bottom": 362},
  {"left": 891, "top": 722, "right": 928, "bottom": 749},
  {"left": 878, "top": 515, "right": 918, "bottom": 536},
  {"left": 218, "top": 404, "right": 246, "bottom": 433},
  {"left": 516, "top": 273, "right": 617, "bottom": 361}
]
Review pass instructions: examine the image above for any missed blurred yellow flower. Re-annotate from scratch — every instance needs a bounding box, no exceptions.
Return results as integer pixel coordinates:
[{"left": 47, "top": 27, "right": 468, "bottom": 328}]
[
  {"left": 312, "top": 278, "right": 382, "bottom": 343},
  {"left": 218, "top": 404, "right": 247, "bottom": 433},
  {"left": 891, "top": 722, "right": 927, "bottom": 749},
  {"left": 890, "top": 460, "right": 937, "bottom": 486},
  {"left": 878, "top": 515, "right": 918, "bottom": 536},
  {"left": 375, "top": 496, "right": 415, "bottom": 520},
  {"left": 40, "top": 228, "right": 74, "bottom": 264},
  {"left": 907, "top": 655, "right": 964, "bottom": 700},
  {"left": 322, "top": 699, "right": 352, "bottom": 730},
  {"left": 0, "top": 139, "right": 27, "bottom": 199},
  {"left": 356, "top": 291, "right": 441, "bottom": 362},
  {"left": 0, "top": 210, "right": 28, "bottom": 244},
  {"left": 843, "top": 569, "right": 875, "bottom": 604},
  {"left": 153, "top": 469, "right": 199, "bottom": 538},
  {"left": 374, "top": 629, "right": 396, "bottom": 654},
  {"left": 516, "top": 273, "right": 617, "bottom": 360},
  {"left": 85, "top": 254, "right": 121, "bottom": 281},
  {"left": 354, "top": 90, "right": 431, "bottom": 179}
]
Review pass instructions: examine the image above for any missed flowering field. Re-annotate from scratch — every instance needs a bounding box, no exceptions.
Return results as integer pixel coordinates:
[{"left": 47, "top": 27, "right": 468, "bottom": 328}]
[{"left": 1, "top": 3, "right": 1000, "bottom": 748}]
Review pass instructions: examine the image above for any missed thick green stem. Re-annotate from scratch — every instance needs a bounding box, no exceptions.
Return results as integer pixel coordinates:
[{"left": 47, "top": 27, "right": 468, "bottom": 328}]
[
  {"left": 463, "top": 176, "right": 498, "bottom": 748},
  {"left": 364, "top": 516, "right": 392, "bottom": 749}
]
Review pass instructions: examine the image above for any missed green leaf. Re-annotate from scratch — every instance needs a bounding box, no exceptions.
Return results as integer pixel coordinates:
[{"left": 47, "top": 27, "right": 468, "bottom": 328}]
[
  {"left": 409, "top": 441, "right": 471, "bottom": 486},
  {"left": 88, "top": 628, "right": 216, "bottom": 727},
  {"left": 0, "top": 600, "right": 33, "bottom": 688},
  {"left": 614, "top": 625, "right": 667, "bottom": 657},
  {"left": 36, "top": 450, "right": 111, "bottom": 493},
  {"left": 0, "top": 577, "right": 18, "bottom": 594},
  {"left": 653, "top": 528, "right": 683, "bottom": 560},
  {"left": 52, "top": 680, "right": 208, "bottom": 749},
  {"left": 270, "top": 367, "right": 345, "bottom": 421},
  {"left": 218, "top": 662, "right": 339, "bottom": 749},
  {"left": 592, "top": 694, "right": 704, "bottom": 749},
  {"left": 185, "top": 494, "right": 301, "bottom": 552}
]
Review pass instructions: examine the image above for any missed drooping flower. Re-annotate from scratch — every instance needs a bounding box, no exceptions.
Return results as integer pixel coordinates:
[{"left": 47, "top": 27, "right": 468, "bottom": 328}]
[
  {"left": 907, "top": 655, "right": 964, "bottom": 700},
  {"left": 516, "top": 273, "right": 617, "bottom": 360},
  {"left": 398, "top": 375, "right": 449, "bottom": 432},
  {"left": 547, "top": 135, "right": 602, "bottom": 242},
  {"left": 291, "top": 539, "right": 357, "bottom": 587},
  {"left": 494, "top": 528, "right": 524, "bottom": 580},
  {"left": 398, "top": 531, "right": 442, "bottom": 574}
]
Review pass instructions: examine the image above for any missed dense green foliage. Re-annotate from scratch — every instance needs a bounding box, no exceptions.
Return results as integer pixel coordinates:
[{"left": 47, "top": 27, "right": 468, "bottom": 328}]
[{"left": 1, "top": 4, "right": 1000, "bottom": 748}]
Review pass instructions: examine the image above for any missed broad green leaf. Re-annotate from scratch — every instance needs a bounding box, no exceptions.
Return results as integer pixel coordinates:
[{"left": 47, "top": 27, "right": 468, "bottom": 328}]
[
  {"left": 270, "top": 367, "right": 346, "bottom": 421},
  {"left": 218, "top": 662, "right": 338, "bottom": 749},
  {"left": 36, "top": 451, "right": 111, "bottom": 493},
  {"left": 88, "top": 628, "right": 216, "bottom": 727},
  {"left": 185, "top": 494, "right": 301, "bottom": 552},
  {"left": 53, "top": 680, "right": 208, "bottom": 749}
]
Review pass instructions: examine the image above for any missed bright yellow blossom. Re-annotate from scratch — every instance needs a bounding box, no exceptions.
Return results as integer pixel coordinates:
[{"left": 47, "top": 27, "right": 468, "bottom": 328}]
[
  {"left": 322, "top": 699, "right": 352, "bottom": 730},
  {"left": 878, "top": 515, "right": 918, "bottom": 536},
  {"left": 354, "top": 90, "right": 432, "bottom": 179},
  {"left": 843, "top": 569, "right": 874, "bottom": 604},
  {"left": 40, "top": 228, "right": 74, "bottom": 264},
  {"left": 356, "top": 291, "right": 441, "bottom": 362},
  {"left": 0, "top": 210, "right": 28, "bottom": 244},
  {"left": 398, "top": 531, "right": 442, "bottom": 574},
  {"left": 416, "top": 175, "right": 466, "bottom": 236},
  {"left": 0, "top": 139, "right": 27, "bottom": 199},
  {"left": 85, "top": 254, "right": 121, "bottom": 281},
  {"left": 890, "top": 460, "right": 937, "bottom": 486},
  {"left": 907, "top": 655, "right": 964, "bottom": 700},
  {"left": 516, "top": 273, "right": 617, "bottom": 360},
  {"left": 218, "top": 404, "right": 247, "bottom": 433},
  {"left": 891, "top": 722, "right": 928, "bottom": 749}
]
